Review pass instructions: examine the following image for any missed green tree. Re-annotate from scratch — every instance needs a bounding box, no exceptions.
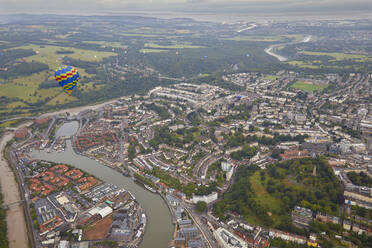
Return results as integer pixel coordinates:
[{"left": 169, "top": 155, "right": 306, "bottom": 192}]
[{"left": 195, "top": 201, "right": 207, "bottom": 213}]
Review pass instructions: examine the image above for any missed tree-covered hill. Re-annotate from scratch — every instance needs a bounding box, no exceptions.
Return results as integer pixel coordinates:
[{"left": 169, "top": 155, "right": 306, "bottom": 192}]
[{"left": 213, "top": 157, "right": 343, "bottom": 234}]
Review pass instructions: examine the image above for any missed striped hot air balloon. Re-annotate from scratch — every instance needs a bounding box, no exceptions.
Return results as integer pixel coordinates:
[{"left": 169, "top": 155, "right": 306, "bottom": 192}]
[{"left": 54, "top": 66, "right": 79, "bottom": 95}]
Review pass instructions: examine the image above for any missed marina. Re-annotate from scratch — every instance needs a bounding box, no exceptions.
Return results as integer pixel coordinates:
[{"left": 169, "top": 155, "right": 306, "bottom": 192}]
[{"left": 31, "top": 122, "right": 174, "bottom": 248}]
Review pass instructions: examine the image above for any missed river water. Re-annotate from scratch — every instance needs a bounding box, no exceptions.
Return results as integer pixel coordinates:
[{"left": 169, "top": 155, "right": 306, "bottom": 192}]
[
  {"left": 55, "top": 121, "right": 80, "bottom": 138},
  {"left": 31, "top": 122, "right": 173, "bottom": 248}
]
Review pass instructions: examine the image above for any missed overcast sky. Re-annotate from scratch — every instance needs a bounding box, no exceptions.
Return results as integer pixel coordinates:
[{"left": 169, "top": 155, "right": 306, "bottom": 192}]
[{"left": 1, "top": 0, "right": 372, "bottom": 14}]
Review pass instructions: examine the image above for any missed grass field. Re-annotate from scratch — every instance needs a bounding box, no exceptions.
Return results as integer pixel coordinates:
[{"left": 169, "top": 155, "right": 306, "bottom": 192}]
[
  {"left": 224, "top": 35, "right": 304, "bottom": 43},
  {"left": 249, "top": 171, "right": 284, "bottom": 224},
  {"left": 83, "top": 41, "right": 126, "bottom": 48},
  {"left": 264, "top": 75, "right": 279, "bottom": 80},
  {"left": 287, "top": 61, "right": 321, "bottom": 69},
  {"left": 122, "top": 33, "right": 160, "bottom": 37},
  {"left": 287, "top": 60, "right": 355, "bottom": 70},
  {"left": 282, "top": 34, "right": 306, "bottom": 43},
  {"left": 46, "top": 92, "right": 78, "bottom": 105},
  {"left": 0, "top": 44, "right": 117, "bottom": 110},
  {"left": 175, "top": 29, "right": 190, "bottom": 34},
  {"left": 14, "top": 44, "right": 116, "bottom": 69},
  {"left": 145, "top": 42, "right": 205, "bottom": 49},
  {"left": 199, "top": 73, "right": 210, "bottom": 78},
  {"left": 0, "top": 71, "right": 56, "bottom": 102},
  {"left": 140, "top": 48, "right": 169, "bottom": 53},
  {"left": 246, "top": 169, "right": 313, "bottom": 226},
  {"left": 301, "top": 51, "right": 372, "bottom": 62},
  {"left": 0, "top": 119, "right": 28, "bottom": 128},
  {"left": 5, "top": 101, "right": 28, "bottom": 108},
  {"left": 224, "top": 35, "right": 286, "bottom": 42},
  {"left": 291, "top": 81, "right": 328, "bottom": 92}
]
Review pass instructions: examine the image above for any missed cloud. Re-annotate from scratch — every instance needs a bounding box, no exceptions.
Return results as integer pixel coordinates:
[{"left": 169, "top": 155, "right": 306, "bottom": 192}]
[
  {"left": 1, "top": 0, "right": 371, "bottom": 14},
  {"left": 186, "top": 0, "right": 206, "bottom": 3}
]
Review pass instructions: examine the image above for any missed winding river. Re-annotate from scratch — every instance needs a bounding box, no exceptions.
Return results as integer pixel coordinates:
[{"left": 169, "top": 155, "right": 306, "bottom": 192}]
[
  {"left": 31, "top": 122, "right": 173, "bottom": 248},
  {"left": 265, "top": 35, "right": 312, "bottom": 62}
]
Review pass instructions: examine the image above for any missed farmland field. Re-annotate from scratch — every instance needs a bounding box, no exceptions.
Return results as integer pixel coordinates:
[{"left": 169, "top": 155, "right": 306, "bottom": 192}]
[
  {"left": 301, "top": 51, "right": 372, "bottom": 61},
  {"left": 287, "top": 60, "right": 320, "bottom": 69},
  {"left": 83, "top": 41, "right": 127, "bottom": 48},
  {"left": 0, "top": 71, "right": 55, "bottom": 101},
  {"left": 145, "top": 42, "right": 205, "bottom": 49},
  {"left": 223, "top": 35, "right": 286, "bottom": 42},
  {"left": 140, "top": 48, "right": 169, "bottom": 53},
  {"left": 0, "top": 44, "right": 117, "bottom": 112},
  {"left": 13, "top": 44, "right": 116, "bottom": 69}
]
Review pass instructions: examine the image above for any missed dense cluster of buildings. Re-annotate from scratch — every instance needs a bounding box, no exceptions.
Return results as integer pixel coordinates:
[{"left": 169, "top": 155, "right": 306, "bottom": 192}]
[{"left": 8, "top": 68, "right": 371, "bottom": 247}]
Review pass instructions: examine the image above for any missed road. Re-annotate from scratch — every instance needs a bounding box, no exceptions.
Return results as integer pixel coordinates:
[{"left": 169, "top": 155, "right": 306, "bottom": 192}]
[
  {"left": 0, "top": 130, "right": 29, "bottom": 248},
  {"left": 43, "top": 116, "right": 56, "bottom": 139},
  {"left": 0, "top": 116, "right": 35, "bottom": 124},
  {"left": 183, "top": 205, "right": 215, "bottom": 248},
  {"left": 237, "top": 24, "right": 257, "bottom": 33},
  {"left": 193, "top": 153, "right": 213, "bottom": 181},
  {"left": 200, "top": 155, "right": 221, "bottom": 185},
  {"left": 39, "top": 98, "right": 120, "bottom": 118}
]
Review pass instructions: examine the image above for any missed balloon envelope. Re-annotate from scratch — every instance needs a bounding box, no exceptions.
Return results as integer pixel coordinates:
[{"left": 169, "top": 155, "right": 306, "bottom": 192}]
[{"left": 54, "top": 66, "right": 79, "bottom": 95}]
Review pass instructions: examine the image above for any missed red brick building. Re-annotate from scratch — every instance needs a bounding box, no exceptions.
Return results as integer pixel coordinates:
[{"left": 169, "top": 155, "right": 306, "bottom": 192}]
[
  {"left": 35, "top": 117, "right": 51, "bottom": 125},
  {"left": 15, "top": 128, "right": 28, "bottom": 139}
]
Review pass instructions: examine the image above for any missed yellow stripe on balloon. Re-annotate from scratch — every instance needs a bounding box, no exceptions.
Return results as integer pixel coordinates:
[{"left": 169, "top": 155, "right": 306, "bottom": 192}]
[{"left": 65, "top": 89, "right": 72, "bottom": 95}]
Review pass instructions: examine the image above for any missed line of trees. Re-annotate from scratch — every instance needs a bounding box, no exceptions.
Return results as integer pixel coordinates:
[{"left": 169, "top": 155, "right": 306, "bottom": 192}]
[
  {"left": 227, "top": 131, "right": 309, "bottom": 148},
  {"left": 0, "top": 61, "right": 49, "bottom": 79},
  {"left": 347, "top": 171, "right": 372, "bottom": 187}
]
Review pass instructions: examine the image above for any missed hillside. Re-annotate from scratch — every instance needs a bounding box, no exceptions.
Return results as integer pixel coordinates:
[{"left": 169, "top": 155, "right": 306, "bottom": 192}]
[{"left": 213, "top": 157, "right": 343, "bottom": 233}]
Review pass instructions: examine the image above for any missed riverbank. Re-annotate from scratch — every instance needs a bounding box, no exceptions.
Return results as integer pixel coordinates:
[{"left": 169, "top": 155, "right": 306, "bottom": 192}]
[
  {"left": 32, "top": 139, "right": 173, "bottom": 248},
  {"left": 0, "top": 132, "right": 29, "bottom": 248}
]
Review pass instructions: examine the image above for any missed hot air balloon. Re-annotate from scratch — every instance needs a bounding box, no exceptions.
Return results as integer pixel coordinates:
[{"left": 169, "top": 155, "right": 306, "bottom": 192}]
[{"left": 54, "top": 66, "right": 79, "bottom": 96}]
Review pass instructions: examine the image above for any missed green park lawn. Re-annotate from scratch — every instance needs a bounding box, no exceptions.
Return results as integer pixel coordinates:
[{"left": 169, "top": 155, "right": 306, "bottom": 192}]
[
  {"left": 301, "top": 51, "right": 371, "bottom": 61},
  {"left": 290, "top": 81, "right": 328, "bottom": 92},
  {"left": 140, "top": 49, "right": 169, "bottom": 53}
]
